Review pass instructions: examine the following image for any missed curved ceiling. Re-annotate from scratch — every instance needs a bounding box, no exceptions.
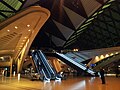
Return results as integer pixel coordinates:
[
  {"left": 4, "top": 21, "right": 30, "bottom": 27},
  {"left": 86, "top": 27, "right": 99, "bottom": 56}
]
[
  {"left": 0, "top": 6, "right": 50, "bottom": 59},
  {"left": 0, "top": 0, "right": 120, "bottom": 51}
]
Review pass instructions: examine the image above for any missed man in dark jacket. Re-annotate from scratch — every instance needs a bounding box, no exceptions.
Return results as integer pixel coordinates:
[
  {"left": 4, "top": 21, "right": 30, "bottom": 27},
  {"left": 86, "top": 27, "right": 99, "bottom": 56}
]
[{"left": 100, "top": 69, "right": 105, "bottom": 84}]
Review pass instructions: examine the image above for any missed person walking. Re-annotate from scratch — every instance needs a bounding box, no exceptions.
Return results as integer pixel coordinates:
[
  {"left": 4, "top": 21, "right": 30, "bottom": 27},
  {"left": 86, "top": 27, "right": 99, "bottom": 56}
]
[
  {"left": 99, "top": 68, "right": 106, "bottom": 84},
  {"left": 115, "top": 68, "right": 119, "bottom": 77}
]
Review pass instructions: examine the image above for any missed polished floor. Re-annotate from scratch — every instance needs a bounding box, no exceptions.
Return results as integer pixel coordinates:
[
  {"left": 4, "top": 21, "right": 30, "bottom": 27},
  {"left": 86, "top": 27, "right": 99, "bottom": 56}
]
[{"left": 0, "top": 75, "right": 120, "bottom": 90}]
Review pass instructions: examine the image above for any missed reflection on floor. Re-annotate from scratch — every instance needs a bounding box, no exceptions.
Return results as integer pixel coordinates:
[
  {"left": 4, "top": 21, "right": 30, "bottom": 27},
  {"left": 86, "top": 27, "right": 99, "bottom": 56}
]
[{"left": 0, "top": 75, "right": 120, "bottom": 90}]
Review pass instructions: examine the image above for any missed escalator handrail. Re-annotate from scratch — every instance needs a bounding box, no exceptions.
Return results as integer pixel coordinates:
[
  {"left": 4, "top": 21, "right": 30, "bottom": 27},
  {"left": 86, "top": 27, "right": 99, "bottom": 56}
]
[
  {"left": 36, "top": 51, "right": 52, "bottom": 78},
  {"left": 31, "top": 53, "right": 40, "bottom": 73},
  {"left": 39, "top": 50, "right": 55, "bottom": 75},
  {"left": 56, "top": 52, "right": 86, "bottom": 70},
  {"left": 41, "top": 68, "right": 50, "bottom": 80},
  {"left": 56, "top": 52, "right": 95, "bottom": 75}
]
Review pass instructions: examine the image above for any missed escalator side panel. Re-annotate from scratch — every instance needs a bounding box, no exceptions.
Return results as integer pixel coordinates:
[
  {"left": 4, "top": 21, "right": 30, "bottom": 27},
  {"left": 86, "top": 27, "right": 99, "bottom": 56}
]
[
  {"left": 32, "top": 51, "right": 51, "bottom": 80},
  {"left": 32, "top": 50, "right": 59, "bottom": 80}
]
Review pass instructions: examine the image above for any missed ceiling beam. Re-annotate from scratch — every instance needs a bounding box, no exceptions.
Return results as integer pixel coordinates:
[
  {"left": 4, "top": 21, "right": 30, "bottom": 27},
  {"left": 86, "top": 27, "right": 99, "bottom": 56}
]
[{"left": 1, "top": 1, "right": 17, "bottom": 12}]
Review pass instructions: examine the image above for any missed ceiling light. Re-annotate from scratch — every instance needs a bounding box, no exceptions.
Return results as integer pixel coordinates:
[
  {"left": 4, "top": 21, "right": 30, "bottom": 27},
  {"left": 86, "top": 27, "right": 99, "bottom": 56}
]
[
  {"left": 7, "top": 30, "right": 10, "bottom": 32},
  {"left": 110, "top": 53, "right": 113, "bottom": 56},
  {"left": 28, "top": 29, "right": 31, "bottom": 31},
  {"left": 30, "top": 56, "right": 32, "bottom": 58},
  {"left": 20, "top": 45, "right": 22, "bottom": 47},
  {"left": 23, "top": 40, "right": 25, "bottom": 42},
  {"left": 15, "top": 26, "right": 18, "bottom": 29},
  {"left": 95, "top": 56, "right": 99, "bottom": 61},
  {"left": 27, "top": 25, "right": 30, "bottom": 27},
  {"left": 24, "top": 37, "right": 27, "bottom": 39},
  {"left": 100, "top": 55, "right": 104, "bottom": 60},
  {"left": 105, "top": 54, "right": 109, "bottom": 58},
  {"left": 115, "top": 52, "right": 119, "bottom": 54}
]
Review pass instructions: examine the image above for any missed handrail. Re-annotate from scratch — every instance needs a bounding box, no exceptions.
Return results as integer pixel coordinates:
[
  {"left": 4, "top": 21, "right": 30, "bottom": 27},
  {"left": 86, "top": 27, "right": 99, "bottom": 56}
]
[
  {"left": 39, "top": 50, "right": 55, "bottom": 75},
  {"left": 37, "top": 51, "right": 51, "bottom": 78},
  {"left": 56, "top": 52, "right": 95, "bottom": 75}
]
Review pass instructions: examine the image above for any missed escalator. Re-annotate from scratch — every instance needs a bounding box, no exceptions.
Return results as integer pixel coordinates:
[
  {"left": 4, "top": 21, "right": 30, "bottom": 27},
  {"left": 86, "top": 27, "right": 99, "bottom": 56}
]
[
  {"left": 54, "top": 52, "right": 95, "bottom": 75},
  {"left": 31, "top": 50, "right": 58, "bottom": 81},
  {"left": 65, "top": 52, "right": 86, "bottom": 63}
]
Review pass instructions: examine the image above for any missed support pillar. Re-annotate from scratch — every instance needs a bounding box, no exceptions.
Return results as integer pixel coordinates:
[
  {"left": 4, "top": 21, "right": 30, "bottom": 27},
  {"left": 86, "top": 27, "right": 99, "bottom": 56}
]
[{"left": 10, "top": 56, "right": 13, "bottom": 77}]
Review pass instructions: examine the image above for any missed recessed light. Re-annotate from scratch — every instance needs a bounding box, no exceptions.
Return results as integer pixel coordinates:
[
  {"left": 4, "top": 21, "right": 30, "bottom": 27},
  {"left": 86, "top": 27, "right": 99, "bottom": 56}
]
[
  {"left": 27, "top": 25, "right": 30, "bottom": 27},
  {"left": 28, "top": 29, "right": 31, "bottom": 31},
  {"left": 20, "top": 45, "right": 22, "bottom": 47},
  {"left": 7, "top": 30, "right": 10, "bottom": 32},
  {"left": 15, "top": 26, "right": 18, "bottom": 29},
  {"left": 24, "top": 37, "right": 27, "bottom": 39}
]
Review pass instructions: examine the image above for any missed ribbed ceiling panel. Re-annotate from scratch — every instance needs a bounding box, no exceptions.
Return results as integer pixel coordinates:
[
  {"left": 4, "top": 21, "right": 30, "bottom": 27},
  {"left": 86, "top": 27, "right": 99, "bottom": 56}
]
[
  {"left": 81, "top": 0, "right": 101, "bottom": 16},
  {"left": 53, "top": 20, "right": 74, "bottom": 40},
  {"left": 52, "top": 35, "right": 66, "bottom": 46},
  {"left": 64, "top": 6, "right": 85, "bottom": 29}
]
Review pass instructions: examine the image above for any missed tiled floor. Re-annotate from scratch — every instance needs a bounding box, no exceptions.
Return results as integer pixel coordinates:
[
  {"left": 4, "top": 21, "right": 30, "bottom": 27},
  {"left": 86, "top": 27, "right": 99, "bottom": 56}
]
[{"left": 0, "top": 75, "right": 120, "bottom": 90}]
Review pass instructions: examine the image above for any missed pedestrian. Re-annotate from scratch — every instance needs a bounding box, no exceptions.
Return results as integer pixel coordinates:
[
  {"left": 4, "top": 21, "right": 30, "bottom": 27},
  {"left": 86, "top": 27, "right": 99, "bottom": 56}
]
[
  {"left": 115, "top": 68, "right": 119, "bottom": 77},
  {"left": 99, "top": 68, "right": 106, "bottom": 84}
]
